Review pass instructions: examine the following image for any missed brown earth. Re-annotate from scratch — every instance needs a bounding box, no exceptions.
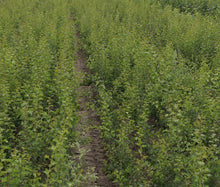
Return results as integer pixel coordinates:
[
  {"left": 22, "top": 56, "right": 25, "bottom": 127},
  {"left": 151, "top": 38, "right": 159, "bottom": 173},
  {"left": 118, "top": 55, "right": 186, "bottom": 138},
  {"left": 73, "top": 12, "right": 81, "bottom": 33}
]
[{"left": 74, "top": 32, "right": 117, "bottom": 187}]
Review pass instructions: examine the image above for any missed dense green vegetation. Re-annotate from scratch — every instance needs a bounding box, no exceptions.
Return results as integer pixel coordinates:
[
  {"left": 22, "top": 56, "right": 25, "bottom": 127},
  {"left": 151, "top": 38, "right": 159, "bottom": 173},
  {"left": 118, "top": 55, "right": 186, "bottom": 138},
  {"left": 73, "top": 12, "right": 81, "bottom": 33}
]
[
  {"left": 1, "top": 0, "right": 219, "bottom": 186},
  {"left": 157, "top": 0, "right": 220, "bottom": 17},
  {"left": 0, "top": 0, "right": 97, "bottom": 186},
  {"left": 71, "top": 0, "right": 220, "bottom": 186}
]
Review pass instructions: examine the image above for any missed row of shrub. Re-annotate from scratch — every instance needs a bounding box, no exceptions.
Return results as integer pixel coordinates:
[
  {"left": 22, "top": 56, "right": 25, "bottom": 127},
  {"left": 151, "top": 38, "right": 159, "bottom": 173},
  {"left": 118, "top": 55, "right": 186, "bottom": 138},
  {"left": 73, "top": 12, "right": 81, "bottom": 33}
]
[
  {"left": 71, "top": 0, "right": 219, "bottom": 186},
  {"left": 0, "top": 0, "right": 95, "bottom": 186}
]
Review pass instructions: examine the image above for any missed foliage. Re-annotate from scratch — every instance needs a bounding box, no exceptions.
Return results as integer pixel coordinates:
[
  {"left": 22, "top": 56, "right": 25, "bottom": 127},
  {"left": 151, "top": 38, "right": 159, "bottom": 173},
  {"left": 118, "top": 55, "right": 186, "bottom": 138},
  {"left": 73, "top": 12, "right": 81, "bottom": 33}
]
[
  {"left": 156, "top": 0, "right": 220, "bottom": 17},
  {"left": 71, "top": 0, "right": 220, "bottom": 186},
  {"left": 0, "top": 0, "right": 95, "bottom": 185},
  {"left": 1, "top": 0, "right": 219, "bottom": 185}
]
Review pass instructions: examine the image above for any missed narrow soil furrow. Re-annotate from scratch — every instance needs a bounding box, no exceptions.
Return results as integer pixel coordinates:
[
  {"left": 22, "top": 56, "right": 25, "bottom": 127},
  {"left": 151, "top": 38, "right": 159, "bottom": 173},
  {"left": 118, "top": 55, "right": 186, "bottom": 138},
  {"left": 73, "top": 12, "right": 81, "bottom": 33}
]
[{"left": 74, "top": 33, "right": 116, "bottom": 187}]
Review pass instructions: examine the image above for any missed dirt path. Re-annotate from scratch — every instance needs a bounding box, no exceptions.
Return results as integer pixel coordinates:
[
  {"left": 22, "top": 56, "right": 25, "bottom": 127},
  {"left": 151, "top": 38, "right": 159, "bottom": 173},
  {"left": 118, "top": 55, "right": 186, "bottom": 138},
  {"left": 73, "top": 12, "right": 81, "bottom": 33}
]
[{"left": 74, "top": 33, "right": 116, "bottom": 187}]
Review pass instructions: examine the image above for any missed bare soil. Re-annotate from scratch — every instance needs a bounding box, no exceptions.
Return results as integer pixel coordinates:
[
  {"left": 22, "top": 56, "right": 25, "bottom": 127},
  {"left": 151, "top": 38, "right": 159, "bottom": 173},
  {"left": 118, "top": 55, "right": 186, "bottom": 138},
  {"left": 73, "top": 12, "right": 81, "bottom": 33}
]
[{"left": 74, "top": 33, "right": 116, "bottom": 187}]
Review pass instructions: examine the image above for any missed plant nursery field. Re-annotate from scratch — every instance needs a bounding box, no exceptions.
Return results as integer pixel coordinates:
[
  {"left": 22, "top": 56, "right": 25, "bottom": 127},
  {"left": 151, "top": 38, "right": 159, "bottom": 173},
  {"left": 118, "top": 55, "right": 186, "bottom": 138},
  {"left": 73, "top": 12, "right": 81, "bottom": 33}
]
[{"left": 0, "top": 0, "right": 219, "bottom": 186}]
